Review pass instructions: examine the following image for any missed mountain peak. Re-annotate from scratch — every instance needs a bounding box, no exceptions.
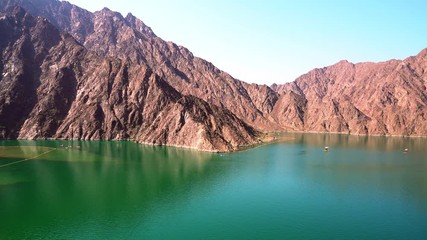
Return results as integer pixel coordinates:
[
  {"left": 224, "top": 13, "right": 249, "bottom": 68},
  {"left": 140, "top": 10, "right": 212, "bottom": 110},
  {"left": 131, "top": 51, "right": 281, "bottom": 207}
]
[
  {"left": 125, "top": 12, "right": 156, "bottom": 37},
  {"left": 96, "top": 7, "right": 123, "bottom": 18},
  {"left": 416, "top": 48, "right": 427, "bottom": 59},
  {"left": 338, "top": 59, "right": 350, "bottom": 64},
  {"left": 125, "top": 12, "right": 135, "bottom": 18},
  {"left": 101, "top": 7, "right": 112, "bottom": 12}
]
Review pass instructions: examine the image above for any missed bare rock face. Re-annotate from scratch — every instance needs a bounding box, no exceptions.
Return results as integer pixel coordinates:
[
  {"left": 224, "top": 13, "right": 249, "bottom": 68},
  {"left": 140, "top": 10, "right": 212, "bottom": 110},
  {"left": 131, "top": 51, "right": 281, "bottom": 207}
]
[
  {"left": 0, "top": 0, "right": 276, "bottom": 130},
  {"left": 272, "top": 53, "right": 427, "bottom": 136},
  {"left": 0, "top": 7, "right": 259, "bottom": 152},
  {"left": 1, "top": 0, "right": 427, "bottom": 145}
]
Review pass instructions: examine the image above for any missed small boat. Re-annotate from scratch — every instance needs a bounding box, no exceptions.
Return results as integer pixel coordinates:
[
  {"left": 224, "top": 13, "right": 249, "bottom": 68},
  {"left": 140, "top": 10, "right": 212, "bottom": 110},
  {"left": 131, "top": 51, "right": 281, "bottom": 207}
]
[{"left": 323, "top": 146, "right": 329, "bottom": 152}]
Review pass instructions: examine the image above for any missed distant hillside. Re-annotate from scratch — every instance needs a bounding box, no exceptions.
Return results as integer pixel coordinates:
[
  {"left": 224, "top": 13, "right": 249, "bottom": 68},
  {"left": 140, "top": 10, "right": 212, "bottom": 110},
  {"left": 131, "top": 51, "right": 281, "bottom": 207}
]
[{"left": 271, "top": 51, "right": 427, "bottom": 135}]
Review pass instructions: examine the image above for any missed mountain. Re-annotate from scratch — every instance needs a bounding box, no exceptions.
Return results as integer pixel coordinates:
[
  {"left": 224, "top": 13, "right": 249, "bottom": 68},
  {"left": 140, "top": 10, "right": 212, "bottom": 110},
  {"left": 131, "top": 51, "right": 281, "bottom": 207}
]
[
  {"left": 1, "top": 0, "right": 427, "bottom": 152},
  {"left": 271, "top": 52, "right": 427, "bottom": 136},
  {"left": 0, "top": 0, "right": 279, "bottom": 130},
  {"left": 0, "top": 7, "right": 259, "bottom": 152}
]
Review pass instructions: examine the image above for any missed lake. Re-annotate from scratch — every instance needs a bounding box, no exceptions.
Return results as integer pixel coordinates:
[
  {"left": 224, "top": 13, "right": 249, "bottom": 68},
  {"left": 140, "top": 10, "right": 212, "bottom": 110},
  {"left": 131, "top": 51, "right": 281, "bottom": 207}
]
[{"left": 1, "top": 133, "right": 427, "bottom": 239}]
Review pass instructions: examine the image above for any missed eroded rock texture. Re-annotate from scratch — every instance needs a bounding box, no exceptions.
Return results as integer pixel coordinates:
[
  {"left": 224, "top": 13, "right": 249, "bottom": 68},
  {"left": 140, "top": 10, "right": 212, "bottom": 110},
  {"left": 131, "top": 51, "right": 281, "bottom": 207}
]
[
  {"left": 1, "top": 0, "right": 427, "bottom": 152},
  {"left": 272, "top": 54, "right": 427, "bottom": 136},
  {"left": 0, "top": 7, "right": 258, "bottom": 152}
]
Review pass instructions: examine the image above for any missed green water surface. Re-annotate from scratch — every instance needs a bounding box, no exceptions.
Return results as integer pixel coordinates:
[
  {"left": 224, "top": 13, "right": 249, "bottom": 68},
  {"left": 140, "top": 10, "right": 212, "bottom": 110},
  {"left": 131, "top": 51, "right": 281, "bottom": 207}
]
[{"left": 1, "top": 133, "right": 427, "bottom": 239}]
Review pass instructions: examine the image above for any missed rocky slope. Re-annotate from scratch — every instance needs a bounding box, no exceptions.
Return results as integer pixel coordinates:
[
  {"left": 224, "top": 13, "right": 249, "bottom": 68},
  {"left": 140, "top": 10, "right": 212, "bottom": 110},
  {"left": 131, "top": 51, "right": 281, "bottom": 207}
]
[
  {"left": 0, "top": 0, "right": 276, "bottom": 130},
  {"left": 272, "top": 51, "right": 427, "bottom": 136},
  {"left": 1, "top": 0, "right": 427, "bottom": 147},
  {"left": 0, "top": 7, "right": 259, "bottom": 152}
]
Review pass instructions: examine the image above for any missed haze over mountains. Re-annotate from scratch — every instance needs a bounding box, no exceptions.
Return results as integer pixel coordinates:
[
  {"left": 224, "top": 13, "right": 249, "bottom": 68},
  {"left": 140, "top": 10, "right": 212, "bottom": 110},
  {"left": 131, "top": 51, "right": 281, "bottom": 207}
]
[{"left": 1, "top": 0, "right": 426, "bottom": 151}]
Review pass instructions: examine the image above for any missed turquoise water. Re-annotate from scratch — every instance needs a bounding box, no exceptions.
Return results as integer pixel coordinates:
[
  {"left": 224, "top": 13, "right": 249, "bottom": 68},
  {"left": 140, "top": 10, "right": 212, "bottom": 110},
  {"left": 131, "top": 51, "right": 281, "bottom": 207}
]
[{"left": 0, "top": 133, "right": 427, "bottom": 239}]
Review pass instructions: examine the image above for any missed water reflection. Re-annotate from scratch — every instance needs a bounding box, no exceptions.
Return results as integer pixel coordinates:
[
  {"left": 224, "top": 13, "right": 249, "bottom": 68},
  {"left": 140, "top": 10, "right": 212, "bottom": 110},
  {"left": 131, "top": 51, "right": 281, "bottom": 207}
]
[
  {"left": 1, "top": 136, "right": 427, "bottom": 239},
  {"left": 285, "top": 132, "right": 427, "bottom": 153},
  {"left": 0, "top": 141, "right": 225, "bottom": 239},
  {"left": 273, "top": 133, "right": 427, "bottom": 209}
]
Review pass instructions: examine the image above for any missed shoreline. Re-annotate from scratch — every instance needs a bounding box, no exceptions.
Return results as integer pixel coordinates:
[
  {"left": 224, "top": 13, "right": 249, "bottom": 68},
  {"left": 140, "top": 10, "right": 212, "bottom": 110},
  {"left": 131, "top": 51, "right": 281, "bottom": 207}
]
[{"left": 1, "top": 131, "right": 426, "bottom": 153}]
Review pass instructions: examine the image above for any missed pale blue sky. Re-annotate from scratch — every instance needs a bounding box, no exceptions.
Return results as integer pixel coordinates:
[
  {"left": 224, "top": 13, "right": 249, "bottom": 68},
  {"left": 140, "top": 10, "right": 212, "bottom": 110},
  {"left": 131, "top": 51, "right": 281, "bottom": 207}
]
[{"left": 66, "top": 0, "right": 427, "bottom": 85}]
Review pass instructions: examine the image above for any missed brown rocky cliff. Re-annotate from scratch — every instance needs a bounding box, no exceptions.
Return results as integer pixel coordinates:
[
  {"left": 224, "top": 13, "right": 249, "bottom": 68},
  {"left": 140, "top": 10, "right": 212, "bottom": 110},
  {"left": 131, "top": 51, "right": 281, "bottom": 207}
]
[
  {"left": 0, "top": 7, "right": 259, "bottom": 152},
  {"left": 85, "top": 7, "right": 274, "bottom": 129},
  {"left": 0, "top": 0, "right": 275, "bottom": 130},
  {"left": 2, "top": 1, "right": 427, "bottom": 139},
  {"left": 272, "top": 53, "right": 427, "bottom": 136}
]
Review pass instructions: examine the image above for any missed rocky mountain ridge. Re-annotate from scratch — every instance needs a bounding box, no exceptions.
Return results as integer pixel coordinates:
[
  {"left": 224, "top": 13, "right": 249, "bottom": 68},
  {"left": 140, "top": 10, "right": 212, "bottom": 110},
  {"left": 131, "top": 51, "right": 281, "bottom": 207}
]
[
  {"left": 0, "top": 7, "right": 259, "bottom": 152},
  {"left": 0, "top": 0, "right": 277, "bottom": 130},
  {"left": 1, "top": 0, "right": 427, "bottom": 152},
  {"left": 271, "top": 51, "right": 427, "bottom": 136}
]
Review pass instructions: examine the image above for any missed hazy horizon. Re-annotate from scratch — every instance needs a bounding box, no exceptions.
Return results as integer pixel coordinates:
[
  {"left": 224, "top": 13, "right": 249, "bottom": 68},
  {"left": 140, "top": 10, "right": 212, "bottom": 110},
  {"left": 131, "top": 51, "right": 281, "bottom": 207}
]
[{"left": 66, "top": 0, "right": 427, "bottom": 85}]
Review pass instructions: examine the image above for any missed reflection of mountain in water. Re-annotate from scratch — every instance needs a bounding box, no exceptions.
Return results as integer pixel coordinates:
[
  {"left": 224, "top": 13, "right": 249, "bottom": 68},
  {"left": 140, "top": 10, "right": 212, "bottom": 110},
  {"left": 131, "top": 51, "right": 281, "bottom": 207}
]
[
  {"left": 1, "top": 136, "right": 427, "bottom": 239},
  {"left": 286, "top": 132, "right": 427, "bottom": 153},
  {"left": 279, "top": 133, "right": 427, "bottom": 209},
  {"left": 0, "top": 141, "right": 227, "bottom": 238}
]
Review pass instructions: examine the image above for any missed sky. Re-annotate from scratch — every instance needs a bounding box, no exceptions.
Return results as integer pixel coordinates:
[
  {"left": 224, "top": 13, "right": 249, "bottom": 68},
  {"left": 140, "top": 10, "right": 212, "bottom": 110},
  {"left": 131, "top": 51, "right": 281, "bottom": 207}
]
[{"left": 66, "top": 0, "right": 427, "bottom": 85}]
